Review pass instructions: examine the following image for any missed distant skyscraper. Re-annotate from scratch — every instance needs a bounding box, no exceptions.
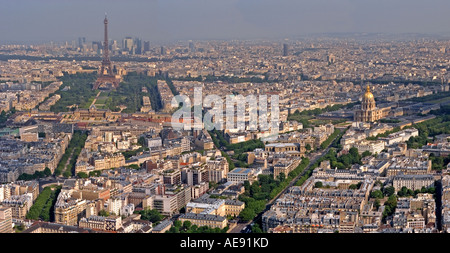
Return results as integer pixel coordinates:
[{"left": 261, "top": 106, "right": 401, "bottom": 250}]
[
  {"left": 135, "top": 38, "right": 142, "bottom": 55},
  {"left": 189, "top": 41, "right": 195, "bottom": 53},
  {"left": 122, "top": 37, "right": 133, "bottom": 52},
  {"left": 92, "top": 41, "right": 102, "bottom": 54},
  {"left": 161, "top": 46, "right": 166, "bottom": 55},
  {"left": 78, "top": 37, "right": 86, "bottom": 47},
  {"left": 283, "top": 43, "right": 289, "bottom": 56},
  {"left": 111, "top": 40, "right": 119, "bottom": 52},
  {"left": 143, "top": 41, "right": 150, "bottom": 53}
]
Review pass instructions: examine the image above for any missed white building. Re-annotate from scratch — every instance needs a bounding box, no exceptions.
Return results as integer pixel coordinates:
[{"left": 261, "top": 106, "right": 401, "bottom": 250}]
[
  {"left": 121, "top": 204, "right": 135, "bottom": 217},
  {"left": 380, "top": 128, "right": 419, "bottom": 146},
  {"left": 107, "top": 197, "right": 123, "bottom": 216},
  {"left": 352, "top": 140, "right": 385, "bottom": 155},
  {"left": 147, "top": 137, "right": 162, "bottom": 149},
  {"left": 227, "top": 168, "right": 260, "bottom": 183}
]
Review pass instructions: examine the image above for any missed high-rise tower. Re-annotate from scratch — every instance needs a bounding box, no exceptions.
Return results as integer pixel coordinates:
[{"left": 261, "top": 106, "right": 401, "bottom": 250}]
[
  {"left": 93, "top": 14, "right": 120, "bottom": 90},
  {"left": 283, "top": 43, "right": 289, "bottom": 56}
]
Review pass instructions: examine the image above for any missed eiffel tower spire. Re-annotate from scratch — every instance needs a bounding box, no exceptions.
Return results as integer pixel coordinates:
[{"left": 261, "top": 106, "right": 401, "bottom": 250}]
[{"left": 93, "top": 14, "right": 120, "bottom": 90}]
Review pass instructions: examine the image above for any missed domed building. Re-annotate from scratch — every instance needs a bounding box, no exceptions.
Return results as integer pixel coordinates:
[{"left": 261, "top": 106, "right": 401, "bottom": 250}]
[{"left": 354, "top": 85, "right": 388, "bottom": 122}]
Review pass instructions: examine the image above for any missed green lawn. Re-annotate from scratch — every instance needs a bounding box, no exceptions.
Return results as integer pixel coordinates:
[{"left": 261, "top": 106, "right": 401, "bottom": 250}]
[
  {"left": 52, "top": 72, "right": 165, "bottom": 113},
  {"left": 50, "top": 73, "right": 98, "bottom": 112},
  {"left": 80, "top": 97, "right": 96, "bottom": 109},
  {"left": 95, "top": 96, "right": 108, "bottom": 105},
  {"left": 429, "top": 96, "right": 450, "bottom": 104}
]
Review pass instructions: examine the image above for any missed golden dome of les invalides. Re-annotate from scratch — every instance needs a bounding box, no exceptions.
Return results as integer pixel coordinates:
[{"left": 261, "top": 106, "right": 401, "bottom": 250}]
[{"left": 363, "top": 85, "right": 375, "bottom": 101}]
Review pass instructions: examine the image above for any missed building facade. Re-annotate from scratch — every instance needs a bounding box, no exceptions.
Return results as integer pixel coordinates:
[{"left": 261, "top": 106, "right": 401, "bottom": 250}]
[
  {"left": 354, "top": 85, "right": 388, "bottom": 122},
  {"left": 0, "top": 207, "right": 13, "bottom": 233}
]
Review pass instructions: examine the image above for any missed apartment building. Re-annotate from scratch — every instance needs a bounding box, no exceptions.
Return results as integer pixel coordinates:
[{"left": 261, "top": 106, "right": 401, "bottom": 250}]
[
  {"left": 1, "top": 194, "right": 32, "bottom": 219},
  {"left": 54, "top": 191, "right": 87, "bottom": 226},
  {"left": 392, "top": 174, "right": 435, "bottom": 192},
  {"left": 0, "top": 207, "right": 13, "bottom": 233},
  {"left": 178, "top": 213, "right": 228, "bottom": 229},
  {"left": 79, "top": 215, "right": 122, "bottom": 231}
]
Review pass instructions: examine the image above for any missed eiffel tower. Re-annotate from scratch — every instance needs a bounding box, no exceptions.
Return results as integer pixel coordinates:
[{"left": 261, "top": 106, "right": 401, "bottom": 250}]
[{"left": 93, "top": 14, "right": 120, "bottom": 90}]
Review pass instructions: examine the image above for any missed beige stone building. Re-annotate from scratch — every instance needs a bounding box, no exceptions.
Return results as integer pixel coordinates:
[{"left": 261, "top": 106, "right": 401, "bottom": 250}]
[
  {"left": 1, "top": 194, "right": 32, "bottom": 219},
  {"left": 186, "top": 195, "right": 245, "bottom": 218},
  {"left": 79, "top": 215, "right": 122, "bottom": 231},
  {"left": 392, "top": 174, "right": 435, "bottom": 192},
  {"left": 0, "top": 207, "right": 13, "bottom": 233},
  {"left": 178, "top": 213, "right": 228, "bottom": 229},
  {"left": 273, "top": 158, "right": 301, "bottom": 179},
  {"left": 54, "top": 191, "right": 87, "bottom": 226},
  {"left": 354, "top": 86, "right": 389, "bottom": 122},
  {"left": 206, "top": 157, "right": 229, "bottom": 183}
]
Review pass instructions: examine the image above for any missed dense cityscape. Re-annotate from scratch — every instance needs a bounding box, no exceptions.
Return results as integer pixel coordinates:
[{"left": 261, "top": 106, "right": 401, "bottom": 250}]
[{"left": 2, "top": 7, "right": 450, "bottom": 241}]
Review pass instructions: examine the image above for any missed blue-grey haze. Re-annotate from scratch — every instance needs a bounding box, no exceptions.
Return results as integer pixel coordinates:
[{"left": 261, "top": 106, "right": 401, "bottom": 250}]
[{"left": 1, "top": 0, "right": 450, "bottom": 44}]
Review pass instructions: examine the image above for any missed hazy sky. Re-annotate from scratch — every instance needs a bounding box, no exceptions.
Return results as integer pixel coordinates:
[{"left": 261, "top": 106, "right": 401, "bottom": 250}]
[{"left": 1, "top": 0, "right": 450, "bottom": 44}]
